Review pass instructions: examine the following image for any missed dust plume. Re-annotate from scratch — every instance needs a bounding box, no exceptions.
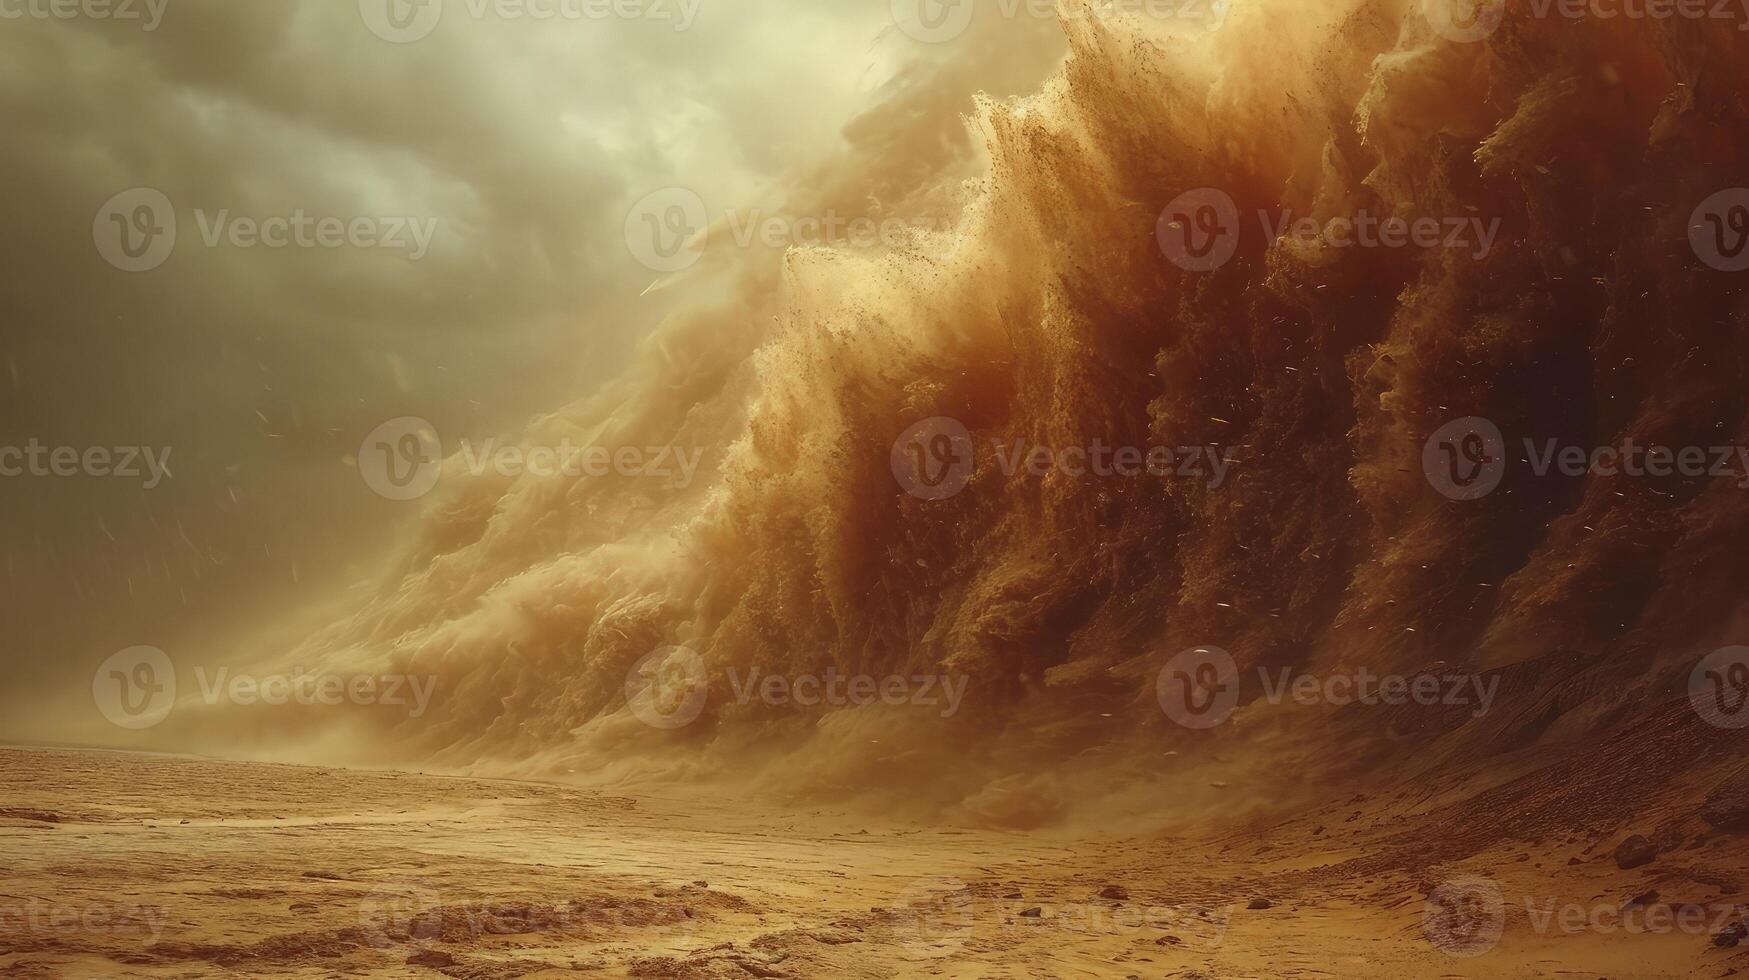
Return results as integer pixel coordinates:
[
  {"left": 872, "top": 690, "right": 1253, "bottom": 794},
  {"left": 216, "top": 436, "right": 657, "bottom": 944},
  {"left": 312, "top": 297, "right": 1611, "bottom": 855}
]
[{"left": 133, "top": 0, "right": 1749, "bottom": 830}]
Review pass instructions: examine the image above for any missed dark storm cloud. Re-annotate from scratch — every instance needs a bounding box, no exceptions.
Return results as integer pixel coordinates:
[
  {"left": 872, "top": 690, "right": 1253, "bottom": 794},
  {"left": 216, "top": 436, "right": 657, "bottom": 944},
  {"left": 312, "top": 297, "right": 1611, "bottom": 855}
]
[{"left": 0, "top": 0, "right": 900, "bottom": 731}]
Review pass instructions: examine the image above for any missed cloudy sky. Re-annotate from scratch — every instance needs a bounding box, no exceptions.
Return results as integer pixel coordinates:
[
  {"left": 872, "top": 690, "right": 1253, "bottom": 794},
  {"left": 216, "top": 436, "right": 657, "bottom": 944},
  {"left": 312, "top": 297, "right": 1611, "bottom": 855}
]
[
  {"left": 0, "top": 0, "right": 980, "bottom": 722},
  {"left": 0, "top": 0, "right": 1081, "bottom": 749}
]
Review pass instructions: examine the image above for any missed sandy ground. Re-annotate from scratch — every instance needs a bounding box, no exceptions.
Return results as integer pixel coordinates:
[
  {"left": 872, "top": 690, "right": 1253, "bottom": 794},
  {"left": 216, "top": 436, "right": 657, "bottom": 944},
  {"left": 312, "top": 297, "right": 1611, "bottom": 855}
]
[{"left": 1, "top": 745, "right": 1746, "bottom": 978}]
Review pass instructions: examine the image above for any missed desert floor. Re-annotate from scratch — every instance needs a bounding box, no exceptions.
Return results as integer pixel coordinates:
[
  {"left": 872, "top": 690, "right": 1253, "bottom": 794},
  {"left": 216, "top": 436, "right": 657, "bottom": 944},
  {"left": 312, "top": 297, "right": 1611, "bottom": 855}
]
[{"left": 1, "top": 745, "right": 1745, "bottom": 978}]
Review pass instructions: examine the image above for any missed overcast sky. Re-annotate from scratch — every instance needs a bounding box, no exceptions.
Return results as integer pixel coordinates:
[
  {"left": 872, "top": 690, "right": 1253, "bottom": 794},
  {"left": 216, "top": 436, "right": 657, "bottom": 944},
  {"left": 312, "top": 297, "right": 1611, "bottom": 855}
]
[
  {"left": 0, "top": 0, "right": 1071, "bottom": 744},
  {"left": 0, "top": 0, "right": 909, "bottom": 710}
]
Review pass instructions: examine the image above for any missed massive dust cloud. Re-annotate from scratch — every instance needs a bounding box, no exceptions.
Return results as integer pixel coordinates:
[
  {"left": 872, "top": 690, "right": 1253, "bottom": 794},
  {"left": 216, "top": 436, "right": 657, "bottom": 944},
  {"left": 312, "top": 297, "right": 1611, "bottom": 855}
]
[
  {"left": 10, "top": 0, "right": 1749, "bottom": 976},
  {"left": 27, "top": 0, "right": 1743, "bottom": 833}
]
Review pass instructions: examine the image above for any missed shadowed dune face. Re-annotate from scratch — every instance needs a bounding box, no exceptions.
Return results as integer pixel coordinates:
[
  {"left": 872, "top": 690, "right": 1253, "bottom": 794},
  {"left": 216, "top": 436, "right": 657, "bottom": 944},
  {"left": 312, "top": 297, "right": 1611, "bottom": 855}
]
[{"left": 132, "top": 0, "right": 1749, "bottom": 824}]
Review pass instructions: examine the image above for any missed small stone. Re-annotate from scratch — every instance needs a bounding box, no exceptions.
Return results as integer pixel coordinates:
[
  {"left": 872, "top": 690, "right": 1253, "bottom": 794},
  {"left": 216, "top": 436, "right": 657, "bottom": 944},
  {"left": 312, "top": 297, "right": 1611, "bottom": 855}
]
[
  {"left": 1098, "top": 886, "right": 1130, "bottom": 900},
  {"left": 406, "top": 950, "right": 456, "bottom": 968},
  {"left": 1247, "top": 898, "right": 1272, "bottom": 910},
  {"left": 1020, "top": 907, "right": 1043, "bottom": 918},
  {"left": 1713, "top": 920, "right": 1748, "bottom": 948},
  {"left": 1614, "top": 835, "right": 1657, "bottom": 870}
]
